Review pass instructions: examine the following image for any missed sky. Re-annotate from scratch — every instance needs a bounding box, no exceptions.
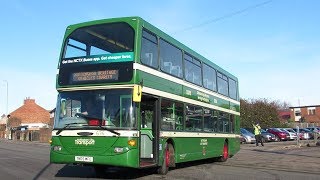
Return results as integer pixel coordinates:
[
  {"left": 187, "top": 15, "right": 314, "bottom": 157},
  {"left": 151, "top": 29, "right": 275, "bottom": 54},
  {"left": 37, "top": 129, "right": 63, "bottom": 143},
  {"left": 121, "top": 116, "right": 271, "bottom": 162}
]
[{"left": 0, "top": 0, "right": 320, "bottom": 115}]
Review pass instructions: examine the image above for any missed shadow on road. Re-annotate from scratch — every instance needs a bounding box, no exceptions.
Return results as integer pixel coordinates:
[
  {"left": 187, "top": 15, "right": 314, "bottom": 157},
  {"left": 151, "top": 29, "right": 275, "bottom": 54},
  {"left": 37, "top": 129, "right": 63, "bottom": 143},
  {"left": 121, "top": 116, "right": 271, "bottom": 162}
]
[
  {"left": 53, "top": 158, "right": 221, "bottom": 179},
  {"left": 54, "top": 164, "right": 157, "bottom": 179},
  {"left": 173, "top": 158, "right": 219, "bottom": 170},
  {"left": 252, "top": 148, "right": 320, "bottom": 159}
]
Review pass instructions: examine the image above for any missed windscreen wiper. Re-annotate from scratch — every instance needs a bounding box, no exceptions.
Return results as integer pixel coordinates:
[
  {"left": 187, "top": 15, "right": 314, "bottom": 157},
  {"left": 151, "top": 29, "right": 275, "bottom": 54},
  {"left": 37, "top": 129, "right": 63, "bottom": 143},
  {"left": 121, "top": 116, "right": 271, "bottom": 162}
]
[
  {"left": 56, "top": 122, "right": 83, "bottom": 135},
  {"left": 97, "top": 125, "right": 120, "bottom": 136}
]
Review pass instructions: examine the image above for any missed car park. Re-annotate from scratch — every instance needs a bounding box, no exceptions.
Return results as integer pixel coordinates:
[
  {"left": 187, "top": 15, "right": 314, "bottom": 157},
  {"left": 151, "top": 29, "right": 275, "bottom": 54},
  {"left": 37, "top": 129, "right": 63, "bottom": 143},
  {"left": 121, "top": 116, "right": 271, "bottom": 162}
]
[
  {"left": 292, "top": 128, "right": 311, "bottom": 140},
  {"left": 300, "top": 128, "right": 314, "bottom": 139},
  {"left": 245, "top": 128, "right": 275, "bottom": 143},
  {"left": 266, "top": 128, "right": 290, "bottom": 141},
  {"left": 306, "top": 127, "right": 320, "bottom": 134}
]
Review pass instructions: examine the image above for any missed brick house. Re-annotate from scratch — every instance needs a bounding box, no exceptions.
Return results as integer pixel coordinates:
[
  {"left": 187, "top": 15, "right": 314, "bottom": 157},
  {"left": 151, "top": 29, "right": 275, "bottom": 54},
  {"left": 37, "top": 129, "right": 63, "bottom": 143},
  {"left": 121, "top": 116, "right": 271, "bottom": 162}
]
[
  {"left": 7, "top": 98, "right": 51, "bottom": 142},
  {"left": 290, "top": 105, "right": 320, "bottom": 123}
]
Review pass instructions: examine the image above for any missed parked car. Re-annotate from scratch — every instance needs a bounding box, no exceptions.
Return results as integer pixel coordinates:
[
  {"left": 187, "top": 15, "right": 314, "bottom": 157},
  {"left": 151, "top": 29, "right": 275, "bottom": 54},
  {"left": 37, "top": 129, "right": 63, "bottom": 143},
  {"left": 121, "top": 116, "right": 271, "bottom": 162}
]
[
  {"left": 266, "top": 128, "right": 290, "bottom": 141},
  {"left": 300, "top": 128, "right": 314, "bottom": 139},
  {"left": 292, "top": 128, "right": 311, "bottom": 140},
  {"left": 306, "top": 127, "right": 320, "bottom": 134},
  {"left": 246, "top": 128, "right": 274, "bottom": 142},
  {"left": 280, "top": 128, "right": 297, "bottom": 140},
  {"left": 260, "top": 129, "right": 276, "bottom": 142},
  {"left": 306, "top": 127, "right": 320, "bottom": 139},
  {"left": 240, "top": 128, "right": 256, "bottom": 144},
  {"left": 240, "top": 134, "right": 246, "bottom": 144}
]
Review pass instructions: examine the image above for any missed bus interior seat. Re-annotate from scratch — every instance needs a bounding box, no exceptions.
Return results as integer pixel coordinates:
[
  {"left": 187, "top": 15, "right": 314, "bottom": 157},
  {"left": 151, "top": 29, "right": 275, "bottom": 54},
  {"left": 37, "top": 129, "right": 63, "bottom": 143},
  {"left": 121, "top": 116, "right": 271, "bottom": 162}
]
[
  {"left": 192, "top": 73, "right": 199, "bottom": 84},
  {"left": 204, "top": 79, "right": 212, "bottom": 87},
  {"left": 144, "top": 53, "right": 153, "bottom": 66},
  {"left": 170, "top": 65, "right": 181, "bottom": 77},
  {"left": 163, "top": 61, "right": 172, "bottom": 73}
]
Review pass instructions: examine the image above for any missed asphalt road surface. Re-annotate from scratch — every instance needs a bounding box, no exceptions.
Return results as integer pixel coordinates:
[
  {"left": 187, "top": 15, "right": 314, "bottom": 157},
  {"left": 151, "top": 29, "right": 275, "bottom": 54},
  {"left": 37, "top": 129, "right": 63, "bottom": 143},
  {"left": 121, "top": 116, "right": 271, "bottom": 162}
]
[{"left": 0, "top": 139, "right": 319, "bottom": 180}]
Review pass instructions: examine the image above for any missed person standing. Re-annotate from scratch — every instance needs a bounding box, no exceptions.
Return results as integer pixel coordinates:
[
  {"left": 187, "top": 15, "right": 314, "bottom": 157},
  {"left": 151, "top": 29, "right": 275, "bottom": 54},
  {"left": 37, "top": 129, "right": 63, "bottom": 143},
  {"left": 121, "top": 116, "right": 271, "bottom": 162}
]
[{"left": 253, "top": 122, "right": 264, "bottom": 146}]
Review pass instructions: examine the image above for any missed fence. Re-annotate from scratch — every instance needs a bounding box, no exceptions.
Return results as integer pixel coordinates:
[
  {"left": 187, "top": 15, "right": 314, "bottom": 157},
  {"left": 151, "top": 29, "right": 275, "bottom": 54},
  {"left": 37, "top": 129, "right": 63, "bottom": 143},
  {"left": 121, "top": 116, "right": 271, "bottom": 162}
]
[
  {"left": 2, "top": 128, "right": 52, "bottom": 143},
  {"left": 288, "top": 122, "right": 319, "bottom": 128}
]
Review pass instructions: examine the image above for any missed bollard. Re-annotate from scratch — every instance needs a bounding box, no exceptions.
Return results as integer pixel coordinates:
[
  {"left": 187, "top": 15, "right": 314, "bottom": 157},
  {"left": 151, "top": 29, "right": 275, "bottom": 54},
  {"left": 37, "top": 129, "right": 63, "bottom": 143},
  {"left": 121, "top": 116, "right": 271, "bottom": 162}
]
[{"left": 296, "top": 126, "right": 300, "bottom": 147}]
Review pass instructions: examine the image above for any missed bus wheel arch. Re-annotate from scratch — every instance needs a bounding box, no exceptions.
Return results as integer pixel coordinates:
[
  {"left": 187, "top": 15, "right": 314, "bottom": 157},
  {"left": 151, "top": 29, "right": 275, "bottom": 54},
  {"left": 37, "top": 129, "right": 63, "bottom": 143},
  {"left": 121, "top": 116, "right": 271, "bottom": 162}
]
[
  {"left": 166, "top": 139, "right": 176, "bottom": 167},
  {"left": 217, "top": 139, "right": 229, "bottom": 162},
  {"left": 158, "top": 140, "right": 175, "bottom": 175}
]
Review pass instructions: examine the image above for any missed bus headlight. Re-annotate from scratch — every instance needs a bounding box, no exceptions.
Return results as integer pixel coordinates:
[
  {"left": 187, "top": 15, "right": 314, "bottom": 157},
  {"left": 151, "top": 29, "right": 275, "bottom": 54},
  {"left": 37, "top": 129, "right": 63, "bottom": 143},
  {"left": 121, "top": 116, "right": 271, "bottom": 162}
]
[
  {"left": 52, "top": 146, "right": 62, "bottom": 151},
  {"left": 114, "top": 147, "right": 124, "bottom": 153}
]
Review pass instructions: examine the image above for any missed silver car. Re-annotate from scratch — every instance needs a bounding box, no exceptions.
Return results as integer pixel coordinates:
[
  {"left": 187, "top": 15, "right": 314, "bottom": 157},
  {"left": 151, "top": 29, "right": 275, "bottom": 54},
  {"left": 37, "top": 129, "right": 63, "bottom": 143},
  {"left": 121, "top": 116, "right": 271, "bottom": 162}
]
[{"left": 240, "top": 128, "right": 256, "bottom": 144}]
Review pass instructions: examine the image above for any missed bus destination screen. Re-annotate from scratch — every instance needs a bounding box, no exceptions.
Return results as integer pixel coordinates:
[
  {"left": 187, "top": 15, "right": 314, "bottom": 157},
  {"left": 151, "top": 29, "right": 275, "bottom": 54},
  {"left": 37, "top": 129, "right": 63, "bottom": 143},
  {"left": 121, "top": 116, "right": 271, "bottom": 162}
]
[{"left": 72, "top": 70, "right": 119, "bottom": 82}]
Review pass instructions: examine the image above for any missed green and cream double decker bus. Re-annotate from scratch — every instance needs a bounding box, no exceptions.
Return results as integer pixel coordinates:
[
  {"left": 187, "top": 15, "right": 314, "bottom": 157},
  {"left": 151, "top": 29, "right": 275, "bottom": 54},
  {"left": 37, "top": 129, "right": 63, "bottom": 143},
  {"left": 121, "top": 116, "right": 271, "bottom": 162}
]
[{"left": 50, "top": 16, "right": 240, "bottom": 175}]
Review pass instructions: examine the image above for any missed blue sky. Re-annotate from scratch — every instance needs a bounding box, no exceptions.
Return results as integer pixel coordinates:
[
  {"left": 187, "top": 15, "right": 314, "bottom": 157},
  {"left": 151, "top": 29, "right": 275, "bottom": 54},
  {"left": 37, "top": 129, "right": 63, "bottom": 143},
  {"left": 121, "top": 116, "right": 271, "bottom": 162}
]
[{"left": 1, "top": 0, "right": 320, "bottom": 114}]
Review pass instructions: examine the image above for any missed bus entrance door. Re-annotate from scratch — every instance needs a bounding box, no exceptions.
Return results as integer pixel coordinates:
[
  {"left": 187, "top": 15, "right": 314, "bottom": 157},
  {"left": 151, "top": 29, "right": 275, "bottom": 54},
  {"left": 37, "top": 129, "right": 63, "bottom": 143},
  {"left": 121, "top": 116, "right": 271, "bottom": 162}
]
[{"left": 139, "top": 95, "right": 159, "bottom": 167}]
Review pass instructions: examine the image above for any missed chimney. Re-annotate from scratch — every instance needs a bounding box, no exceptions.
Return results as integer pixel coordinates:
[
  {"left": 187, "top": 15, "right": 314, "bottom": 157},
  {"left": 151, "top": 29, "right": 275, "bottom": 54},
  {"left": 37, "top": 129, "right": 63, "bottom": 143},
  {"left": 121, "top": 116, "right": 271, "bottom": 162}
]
[{"left": 24, "top": 97, "right": 35, "bottom": 105}]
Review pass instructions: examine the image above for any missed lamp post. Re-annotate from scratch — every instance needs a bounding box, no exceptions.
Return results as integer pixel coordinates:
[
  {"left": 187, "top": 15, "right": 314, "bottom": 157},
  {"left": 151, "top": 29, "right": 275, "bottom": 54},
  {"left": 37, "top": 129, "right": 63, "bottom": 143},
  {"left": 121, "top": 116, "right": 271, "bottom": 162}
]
[
  {"left": 3, "top": 80, "right": 8, "bottom": 114},
  {"left": 3, "top": 80, "right": 9, "bottom": 139}
]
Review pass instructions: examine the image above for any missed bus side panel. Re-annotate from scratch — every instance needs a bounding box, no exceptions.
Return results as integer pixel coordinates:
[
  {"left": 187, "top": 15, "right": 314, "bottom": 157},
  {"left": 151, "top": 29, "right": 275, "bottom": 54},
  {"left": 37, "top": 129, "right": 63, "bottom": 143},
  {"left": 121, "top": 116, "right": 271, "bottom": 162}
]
[{"left": 170, "top": 137, "right": 228, "bottom": 163}]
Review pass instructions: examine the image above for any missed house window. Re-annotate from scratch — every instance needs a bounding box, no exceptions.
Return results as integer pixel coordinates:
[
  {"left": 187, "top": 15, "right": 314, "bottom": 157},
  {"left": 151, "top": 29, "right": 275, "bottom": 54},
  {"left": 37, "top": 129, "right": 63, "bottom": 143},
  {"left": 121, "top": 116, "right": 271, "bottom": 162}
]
[
  {"left": 308, "top": 107, "right": 316, "bottom": 115},
  {"left": 294, "top": 108, "right": 301, "bottom": 116}
]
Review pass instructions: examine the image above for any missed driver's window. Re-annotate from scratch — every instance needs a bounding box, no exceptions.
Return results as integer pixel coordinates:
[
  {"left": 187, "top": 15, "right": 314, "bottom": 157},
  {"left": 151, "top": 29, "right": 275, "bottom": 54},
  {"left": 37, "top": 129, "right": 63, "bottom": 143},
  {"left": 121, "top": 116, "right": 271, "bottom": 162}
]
[
  {"left": 120, "top": 96, "right": 133, "bottom": 128},
  {"left": 60, "top": 98, "right": 81, "bottom": 118}
]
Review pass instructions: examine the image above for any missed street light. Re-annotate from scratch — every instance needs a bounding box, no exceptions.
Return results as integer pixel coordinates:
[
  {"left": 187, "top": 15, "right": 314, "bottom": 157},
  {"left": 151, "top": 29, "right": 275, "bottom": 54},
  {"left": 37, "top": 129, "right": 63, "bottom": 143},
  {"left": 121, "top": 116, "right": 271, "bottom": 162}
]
[
  {"left": 3, "top": 80, "right": 8, "bottom": 114},
  {"left": 2, "top": 80, "right": 9, "bottom": 139}
]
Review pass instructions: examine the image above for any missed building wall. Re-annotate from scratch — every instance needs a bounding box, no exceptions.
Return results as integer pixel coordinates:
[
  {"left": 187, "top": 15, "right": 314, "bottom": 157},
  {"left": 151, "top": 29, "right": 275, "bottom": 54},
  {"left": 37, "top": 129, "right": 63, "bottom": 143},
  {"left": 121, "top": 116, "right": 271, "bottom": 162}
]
[
  {"left": 6, "top": 98, "right": 52, "bottom": 141},
  {"left": 290, "top": 106, "right": 320, "bottom": 123},
  {"left": 10, "top": 98, "right": 50, "bottom": 124}
]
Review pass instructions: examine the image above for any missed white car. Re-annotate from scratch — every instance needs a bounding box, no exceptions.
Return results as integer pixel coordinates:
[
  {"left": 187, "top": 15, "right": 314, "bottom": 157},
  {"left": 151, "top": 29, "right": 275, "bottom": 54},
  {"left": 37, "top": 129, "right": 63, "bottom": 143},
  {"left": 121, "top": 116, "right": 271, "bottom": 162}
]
[{"left": 280, "top": 128, "right": 297, "bottom": 140}]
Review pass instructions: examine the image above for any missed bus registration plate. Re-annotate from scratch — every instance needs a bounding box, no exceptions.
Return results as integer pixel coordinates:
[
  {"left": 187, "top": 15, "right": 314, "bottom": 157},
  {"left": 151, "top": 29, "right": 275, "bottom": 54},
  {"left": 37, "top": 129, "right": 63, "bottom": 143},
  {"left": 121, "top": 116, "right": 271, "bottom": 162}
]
[{"left": 75, "top": 156, "right": 93, "bottom": 162}]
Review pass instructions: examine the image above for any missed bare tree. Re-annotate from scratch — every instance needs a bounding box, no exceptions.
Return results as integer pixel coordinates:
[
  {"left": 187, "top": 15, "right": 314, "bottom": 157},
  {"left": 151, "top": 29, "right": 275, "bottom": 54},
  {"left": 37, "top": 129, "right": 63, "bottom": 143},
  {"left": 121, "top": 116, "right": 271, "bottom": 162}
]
[{"left": 7, "top": 116, "right": 22, "bottom": 128}]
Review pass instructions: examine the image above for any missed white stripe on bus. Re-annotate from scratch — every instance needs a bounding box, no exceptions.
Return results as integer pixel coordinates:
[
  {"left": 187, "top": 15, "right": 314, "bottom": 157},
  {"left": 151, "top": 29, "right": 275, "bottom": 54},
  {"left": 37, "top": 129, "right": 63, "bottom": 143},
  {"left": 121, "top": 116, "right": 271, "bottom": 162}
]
[
  {"left": 133, "top": 63, "right": 240, "bottom": 105},
  {"left": 51, "top": 130, "right": 139, "bottom": 137},
  {"left": 143, "top": 86, "right": 240, "bottom": 116},
  {"left": 161, "top": 131, "right": 240, "bottom": 138},
  {"left": 51, "top": 129, "right": 240, "bottom": 138}
]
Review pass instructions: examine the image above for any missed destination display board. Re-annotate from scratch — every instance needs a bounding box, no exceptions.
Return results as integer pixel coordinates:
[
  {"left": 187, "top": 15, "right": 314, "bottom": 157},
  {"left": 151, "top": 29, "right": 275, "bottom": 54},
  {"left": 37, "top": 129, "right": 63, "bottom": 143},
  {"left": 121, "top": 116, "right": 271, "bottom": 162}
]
[
  {"left": 72, "top": 70, "right": 119, "bottom": 82},
  {"left": 58, "top": 61, "right": 132, "bottom": 86}
]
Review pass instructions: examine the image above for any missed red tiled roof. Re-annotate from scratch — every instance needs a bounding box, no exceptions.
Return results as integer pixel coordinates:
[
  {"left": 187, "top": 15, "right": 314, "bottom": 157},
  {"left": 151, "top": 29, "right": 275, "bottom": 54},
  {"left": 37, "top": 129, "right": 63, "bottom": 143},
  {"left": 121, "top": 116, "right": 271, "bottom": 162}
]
[
  {"left": 10, "top": 98, "right": 50, "bottom": 124},
  {"left": 278, "top": 111, "right": 291, "bottom": 116}
]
